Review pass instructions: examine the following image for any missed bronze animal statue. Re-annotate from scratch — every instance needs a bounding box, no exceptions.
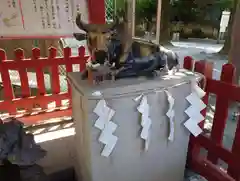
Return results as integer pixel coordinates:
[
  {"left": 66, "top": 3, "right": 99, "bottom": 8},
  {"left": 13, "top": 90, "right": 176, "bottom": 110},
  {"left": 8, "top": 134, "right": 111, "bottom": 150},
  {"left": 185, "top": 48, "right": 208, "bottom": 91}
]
[{"left": 73, "top": 12, "right": 179, "bottom": 81}]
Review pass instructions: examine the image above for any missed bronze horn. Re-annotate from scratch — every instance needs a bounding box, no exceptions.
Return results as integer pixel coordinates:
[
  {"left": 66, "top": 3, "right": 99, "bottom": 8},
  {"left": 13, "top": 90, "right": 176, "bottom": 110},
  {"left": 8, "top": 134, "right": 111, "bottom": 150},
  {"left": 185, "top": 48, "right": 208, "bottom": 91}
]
[
  {"left": 76, "top": 13, "right": 89, "bottom": 32},
  {"left": 109, "top": 19, "right": 119, "bottom": 31},
  {"left": 76, "top": 13, "right": 118, "bottom": 33}
]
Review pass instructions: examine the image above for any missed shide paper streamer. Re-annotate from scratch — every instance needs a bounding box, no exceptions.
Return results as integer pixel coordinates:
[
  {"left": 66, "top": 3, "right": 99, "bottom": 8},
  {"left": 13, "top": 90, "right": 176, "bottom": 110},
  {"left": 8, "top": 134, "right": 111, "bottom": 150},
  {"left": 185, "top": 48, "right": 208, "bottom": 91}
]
[
  {"left": 164, "top": 90, "right": 175, "bottom": 142},
  {"left": 184, "top": 80, "right": 206, "bottom": 137},
  {"left": 93, "top": 99, "right": 118, "bottom": 157},
  {"left": 134, "top": 95, "right": 152, "bottom": 151}
]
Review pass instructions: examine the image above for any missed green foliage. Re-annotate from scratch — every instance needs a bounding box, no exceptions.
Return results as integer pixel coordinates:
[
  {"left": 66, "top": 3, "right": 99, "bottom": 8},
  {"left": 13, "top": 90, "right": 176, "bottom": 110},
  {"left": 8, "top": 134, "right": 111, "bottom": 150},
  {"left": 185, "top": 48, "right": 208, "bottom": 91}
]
[
  {"left": 115, "top": 0, "right": 234, "bottom": 25},
  {"left": 115, "top": 0, "right": 158, "bottom": 23},
  {"left": 171, "top": 0, "right": 233, "bottom": 25},
  {"left": 135, "top": 0, "right": 157, "bottom": 22},
  {"left": 216, "top": 0, "right": 234, "bottom": 11},
  {"left": 115, "top": 0, "right": 125, "bottom": 9}
]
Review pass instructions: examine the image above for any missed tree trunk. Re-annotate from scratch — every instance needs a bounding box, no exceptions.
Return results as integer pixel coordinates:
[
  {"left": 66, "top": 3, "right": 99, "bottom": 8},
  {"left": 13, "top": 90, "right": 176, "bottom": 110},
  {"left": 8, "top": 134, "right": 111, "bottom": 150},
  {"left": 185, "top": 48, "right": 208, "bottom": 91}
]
[
  {"left": 159, "top": 0, "right": 171, "bottom": 43},
  {"left": 219, "top": 0, "right": 238, "bottom": 55},
  {"left": 0, "top": 39, "right": 62, "bottom": 59},
  {"left": 229, "top": 0, "right": 240, "bottom": 83}
]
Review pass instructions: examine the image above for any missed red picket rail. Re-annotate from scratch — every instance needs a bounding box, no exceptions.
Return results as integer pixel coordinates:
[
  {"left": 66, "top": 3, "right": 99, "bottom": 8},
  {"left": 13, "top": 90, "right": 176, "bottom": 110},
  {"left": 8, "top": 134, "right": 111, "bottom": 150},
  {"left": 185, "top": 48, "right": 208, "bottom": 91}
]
[
  {"left": 0, "top": 46, "right": 88, "bottom": 124},
  {"left": 184, "top": 56, "right": 240, "bottom": 181},
  {"left": 0, "top": 49, "right": 239, "bottom": 181}
]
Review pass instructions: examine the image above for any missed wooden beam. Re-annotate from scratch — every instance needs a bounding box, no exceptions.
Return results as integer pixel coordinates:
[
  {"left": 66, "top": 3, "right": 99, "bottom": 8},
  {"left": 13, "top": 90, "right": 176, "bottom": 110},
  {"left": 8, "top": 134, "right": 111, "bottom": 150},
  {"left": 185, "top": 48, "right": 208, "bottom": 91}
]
[
  {"left": 126, "top": 0, "right": 134, "bottom": 38},
  {"left": 156, "top": 0, "right": 162, "bottom": 44},
  {"left": 229, "top": 0, "right": 240, "bottom": 83},
  {"left": 132, "top": 0, "right": 136, "bottom": 37}
]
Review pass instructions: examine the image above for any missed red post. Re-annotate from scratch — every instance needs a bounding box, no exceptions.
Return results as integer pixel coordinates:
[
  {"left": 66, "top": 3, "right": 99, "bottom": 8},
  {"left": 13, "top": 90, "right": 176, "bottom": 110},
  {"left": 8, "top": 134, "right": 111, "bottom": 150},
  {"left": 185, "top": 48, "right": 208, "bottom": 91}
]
[
  {"left": 0, "top": 49, "right": 14, "bottom": 100},
  {"left": 0, "top": 49, "right": 16, "bottom": 114},
  {"left": 49, "top": 47, "right": 61, "bottom": 107},
  {"left": 87, "top": 0, "right": 106, "bottom": 24},
  {"left": 32, "top": 48, "right": 46, "bottom": 96},
  {"left": 32, "top": 48, "right": 47, "bottom": 109},
  {"left": 228, "top": 108, "right": 240, "bottom": 180},
  {"left": 183, "top": 56, "right": 194, "bottom": 71},
  {"left": 185, "top": 59, "right": 213, "bottom": 165},
  {"left": 64, "top": 47, "right": 73, "bottom": 96},
  {"left": 207, "top": 64, "right": 235, "bottom": 164},
  {"left": 15, "top": 49, "right": 31, "bottom": 98},
  {"left": 78, "top": 46, "right": 87, "bottom": 72}
]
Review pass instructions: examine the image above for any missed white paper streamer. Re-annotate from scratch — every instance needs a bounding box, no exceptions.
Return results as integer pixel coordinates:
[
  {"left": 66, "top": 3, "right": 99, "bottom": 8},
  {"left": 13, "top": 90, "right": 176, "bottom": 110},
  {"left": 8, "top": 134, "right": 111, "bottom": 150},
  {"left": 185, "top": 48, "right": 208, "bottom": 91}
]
[
  {"left": 191, "top": 80, "right": 206, "bottom": 98},
  {"left": 135, "top": 95, "right": 152, "bottom": 151},
  {"left": 164, "top": 90, "right": 175, "bottom": 142},
  {"left": 93, "top": 99, "right": 118, "bottom": 157},
  {"left": 134, "top": 94, "right": 143, "bottom": 102},
  {"left": 98, "top": 121, "right": 118, "bottom": 157},
  {"left": 184, "top": 80, "right": 206, "bottom": 137}
]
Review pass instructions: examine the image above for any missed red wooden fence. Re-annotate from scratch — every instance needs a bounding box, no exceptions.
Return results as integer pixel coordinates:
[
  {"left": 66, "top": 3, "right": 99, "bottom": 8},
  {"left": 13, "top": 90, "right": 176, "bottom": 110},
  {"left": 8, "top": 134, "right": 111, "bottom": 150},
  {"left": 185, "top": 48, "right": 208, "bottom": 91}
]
[
  {"left": 0, "top": 49, "right": 239, "bottom": 180},
  {"left": 184, "top": 56, "right": 240, "bottom": 181},
  {"left": 0, "top": 47, "right": 88, "bottom": 124}
]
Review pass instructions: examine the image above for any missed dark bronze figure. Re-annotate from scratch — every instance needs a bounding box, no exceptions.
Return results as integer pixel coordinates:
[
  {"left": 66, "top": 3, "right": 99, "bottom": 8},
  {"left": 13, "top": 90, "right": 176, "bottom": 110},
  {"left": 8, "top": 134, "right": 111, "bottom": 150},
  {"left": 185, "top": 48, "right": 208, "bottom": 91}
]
[{"left": 73, "top": 12, "right": 179, "bottom": 82}]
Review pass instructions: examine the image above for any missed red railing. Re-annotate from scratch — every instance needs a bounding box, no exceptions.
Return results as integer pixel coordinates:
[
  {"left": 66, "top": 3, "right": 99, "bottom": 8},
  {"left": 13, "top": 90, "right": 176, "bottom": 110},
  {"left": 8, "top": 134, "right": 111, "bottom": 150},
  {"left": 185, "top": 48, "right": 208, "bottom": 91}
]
[
  {"left": 0, "top": 47, "right": 88, "bottom": 124},
  {"left": 184, "top": 56, "right": 240, "bottom": 181},
  {"left": 0, "top": 48, "right": 239, "bottom": 180}
]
